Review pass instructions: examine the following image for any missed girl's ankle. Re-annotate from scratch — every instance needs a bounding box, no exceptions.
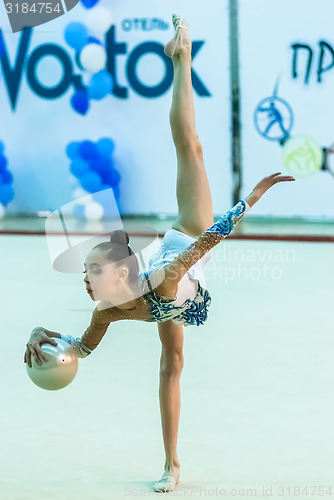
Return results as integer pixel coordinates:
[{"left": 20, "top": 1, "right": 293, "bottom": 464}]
[
  {"left": 172, "top": 53, "right": 192, "bottom": 66},
  {"left": 164, "top": 462, "right": 180, "bottom": 470}
]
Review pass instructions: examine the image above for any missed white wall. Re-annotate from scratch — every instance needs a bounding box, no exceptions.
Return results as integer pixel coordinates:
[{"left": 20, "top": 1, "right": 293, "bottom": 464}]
[{"left": 239, "top": 0, "right": 334, "bottom": 218}]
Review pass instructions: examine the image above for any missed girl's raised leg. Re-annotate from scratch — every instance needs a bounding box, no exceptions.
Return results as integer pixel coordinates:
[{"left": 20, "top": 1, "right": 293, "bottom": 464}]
[{"left": 166, "top": 15, "right": 214, "bottom": 238}]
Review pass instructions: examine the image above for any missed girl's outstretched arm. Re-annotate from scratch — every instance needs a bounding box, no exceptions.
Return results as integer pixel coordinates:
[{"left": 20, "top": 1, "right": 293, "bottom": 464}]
[
  {"left": 26, "top": 303, "right": 121, "bottom": 365},
  {"left": 59, "top": 304, "right": 122, "bottom": 358},
  {"left": 244, "top": 172, "right": 295, "bottom": 208},
  {"left": 152, "top": 172, "right": 295, "bottom": 294}
]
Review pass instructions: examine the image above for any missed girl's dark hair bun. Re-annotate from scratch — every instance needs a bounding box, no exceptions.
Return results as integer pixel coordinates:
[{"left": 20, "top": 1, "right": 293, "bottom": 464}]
[{"left": 109, "top": 230, "right": 129, "bottom": 246}]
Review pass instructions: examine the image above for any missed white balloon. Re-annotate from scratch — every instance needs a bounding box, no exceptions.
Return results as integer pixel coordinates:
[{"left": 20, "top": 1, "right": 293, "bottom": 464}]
[
  {"left": 87, "top": 7, "right": 113, "bottom": 34},
  {"left": 80, "top": 44, "right": 107, "bottom": 73},
  {"left": 0, "top": 203, "right": 5, "bottom": 218},
  {"left": 73, "top": 187, "right": 93, "bottom": 205},
  {"left": 85, "top": 201, "right": 104, "bottom": 221}
]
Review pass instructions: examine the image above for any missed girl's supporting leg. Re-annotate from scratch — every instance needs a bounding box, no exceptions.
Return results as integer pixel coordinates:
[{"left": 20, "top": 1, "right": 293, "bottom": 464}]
[
  {"left": 166, "top": 16, "right": 214, "bottom": 238},
  {"left": 153, "top": 319, "right": 183, "bottom": 492}
]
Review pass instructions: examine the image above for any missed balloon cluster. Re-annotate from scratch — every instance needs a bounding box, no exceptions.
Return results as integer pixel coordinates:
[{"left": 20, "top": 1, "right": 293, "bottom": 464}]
[
  {"left": 64, "top": 1, "right": 113, "bottom": 114},
  {"left": 67, "top": 138, "right": 121, "bottom": 221},
  {"left": 0, "top": 142, "right": 14, "bottom": 218}
]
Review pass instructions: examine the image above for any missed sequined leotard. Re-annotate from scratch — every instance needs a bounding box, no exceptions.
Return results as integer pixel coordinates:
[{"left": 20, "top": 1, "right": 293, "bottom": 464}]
[{"left": 61, "top": 200, "right": 250, "bottom": 357}]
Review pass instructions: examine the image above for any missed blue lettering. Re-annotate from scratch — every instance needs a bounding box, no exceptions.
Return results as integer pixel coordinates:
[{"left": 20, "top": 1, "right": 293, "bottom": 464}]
[
  {"left": 318, "top": 41, "right": 334, "bottom": 83},
  {"left": 191, "top": 42, "right": 211, "bottom": 97},
  {"left": 0, "top": 28, "right": 31, "bottom": 110},
  {"left": 105, "top": 25, "right": 127, "bottom": 98},
  {"left": 121, "top": 19, "right": 132, "bottom": 32},
  {"left": 27, "top": 44, "right": 73, "bottom": 98},
  {"left": 0, "top": 24, "right": 210, "bottom": 109},
  {"left": 126, "top": 42, "right": 171, "bottom": 97},
  {"left": 291, "top": 40, "right": 334, "bottom": 84},
  {"left": 121, "top": 18, "right": 169, "bottom": 31},
  {"left": 291, "top": 43, "right": 313, "bottom": 84},
  {"left": 107, "top": 26, "right": 211, "bottom": 98}
]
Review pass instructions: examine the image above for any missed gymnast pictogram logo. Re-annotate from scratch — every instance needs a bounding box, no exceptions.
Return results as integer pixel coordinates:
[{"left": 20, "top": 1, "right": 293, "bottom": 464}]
[
  {"left": 254, "top": 96, "right": 294, "bottom": 142},
  {"left": 3, "top": 0, "right": 79, "bottom": 33}
]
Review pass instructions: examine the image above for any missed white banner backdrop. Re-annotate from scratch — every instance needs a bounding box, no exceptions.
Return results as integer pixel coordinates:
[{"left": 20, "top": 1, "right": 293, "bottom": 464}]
[
  {"left": 0, "top": 0, "right": 233, "bottom": 217},
  {"left": 239, "top": 0, "right": 334, "bottom": 218}
]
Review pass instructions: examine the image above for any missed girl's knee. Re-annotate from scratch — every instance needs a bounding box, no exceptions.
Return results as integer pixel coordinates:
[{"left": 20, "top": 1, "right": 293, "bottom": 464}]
[
  {"left": 192, "top": 136, "right": 203, "bottom": 157},
  {"left": 175, "top": 135, "right": 203, "bottom": 159},
  {"left": 160, "top": 351, "right": 184, "bottom": 377}
]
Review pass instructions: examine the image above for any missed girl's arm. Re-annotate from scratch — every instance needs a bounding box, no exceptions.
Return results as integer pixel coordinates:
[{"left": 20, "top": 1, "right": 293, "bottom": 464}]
[
  {"left": 159, "top": 199, "right": 249, "bottom": 290},
  {"left": 43, "top": 304, "right": 120, "bottom": 358},
  {"left": 152, "top": 172, "right": 295, "bottom": 295},
  {"left": 61, "top": 305, "right": 120, "bottom": 357}
]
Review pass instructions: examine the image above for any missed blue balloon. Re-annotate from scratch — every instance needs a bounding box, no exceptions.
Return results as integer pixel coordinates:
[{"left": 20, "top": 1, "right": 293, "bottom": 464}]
[
  {"left": 0, "top": 155, "right": 7, "bottom": 172},
  {"left": 79, "top": 140, "right": 99, "bottom": 160},
  {"left": 71, "top": 90, "right": 89, "bottom": 115},
  {"left": 0, "top": 184, "right": 14, "bottom": 205},
  {"left": 88, "top": 71, "right": 113, "bottom": 101},
  {"left": 92, "top": 184, "right": 111, "bottom": 203},
  {"left": 86, "top": 36, "right": 102, "bottom": 45},
  {"left": 70, "top": 159, "right": 90, "bottom": 178},
  {"left": 112, "top": 185, "right": 120, "bottom": 201},
  {"left": 99, "top": 161, "right": 115, "bottom": 182},
  {"left": 97, "top": 138, "right": 115, "bottom": 156},
  {"left": 89, "top": 156, "right": 111, "bottom": 176},
  {"left": 73, "top": 204, "right": 86, "bottom": 220},
  {"left": 1, "top": 170, "right": 14, "bottom": 184},
  {"left": 80, "top": 0, "right": 100, "bottom": 8},
  {"left": 66, "top": 142, "right": 81, "bottom": 159},
  {"left": 104, "top": 168, "right": 121, "bottom": 186},
  {"left": 0, "top": 142, "right": 4, "bottom": 155},
  {"left": 64, "top": 23, "right": 89, "bottom": 51},
  {"left": 80, "top": 171, "right": 102, "bottom": 193},
  {"left": 96, "top": 184, "right": 110, "bottom": 194},
  {"left": 100, "top": 169, "right": 113, "bottom": 184}
]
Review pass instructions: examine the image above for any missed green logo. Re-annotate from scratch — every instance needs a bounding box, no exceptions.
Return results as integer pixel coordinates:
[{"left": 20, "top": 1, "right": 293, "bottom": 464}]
[{"left": 282, "top": 135, "right": 322, "bottom": 178}]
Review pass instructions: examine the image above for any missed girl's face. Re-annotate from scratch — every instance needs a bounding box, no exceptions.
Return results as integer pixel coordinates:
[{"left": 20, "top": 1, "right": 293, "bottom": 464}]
[{"left": 83, "top": 248, "right": 127, "bottom": 303}]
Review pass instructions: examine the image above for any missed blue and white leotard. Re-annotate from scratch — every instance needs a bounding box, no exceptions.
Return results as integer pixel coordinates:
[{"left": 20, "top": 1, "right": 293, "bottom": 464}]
[
  {"left": 61, "top": 200, "right": 250, "bottom": 357},
  {"left": 136, "top": 199, "right": 250, "bottom": 327}
]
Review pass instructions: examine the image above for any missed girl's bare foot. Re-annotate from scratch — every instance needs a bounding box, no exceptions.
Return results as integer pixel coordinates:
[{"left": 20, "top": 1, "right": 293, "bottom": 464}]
[
  {"left": 152, "top": 466, "right": 180, "bottom": 493},
  {"left": 164, "top": 14, "right": 191, "bottom": 60}
]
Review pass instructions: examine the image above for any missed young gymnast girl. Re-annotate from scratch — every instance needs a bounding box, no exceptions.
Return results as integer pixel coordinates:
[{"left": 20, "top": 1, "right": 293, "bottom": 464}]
[{"left": 24, "top": 14, "right": 295, "bottom": 493}]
